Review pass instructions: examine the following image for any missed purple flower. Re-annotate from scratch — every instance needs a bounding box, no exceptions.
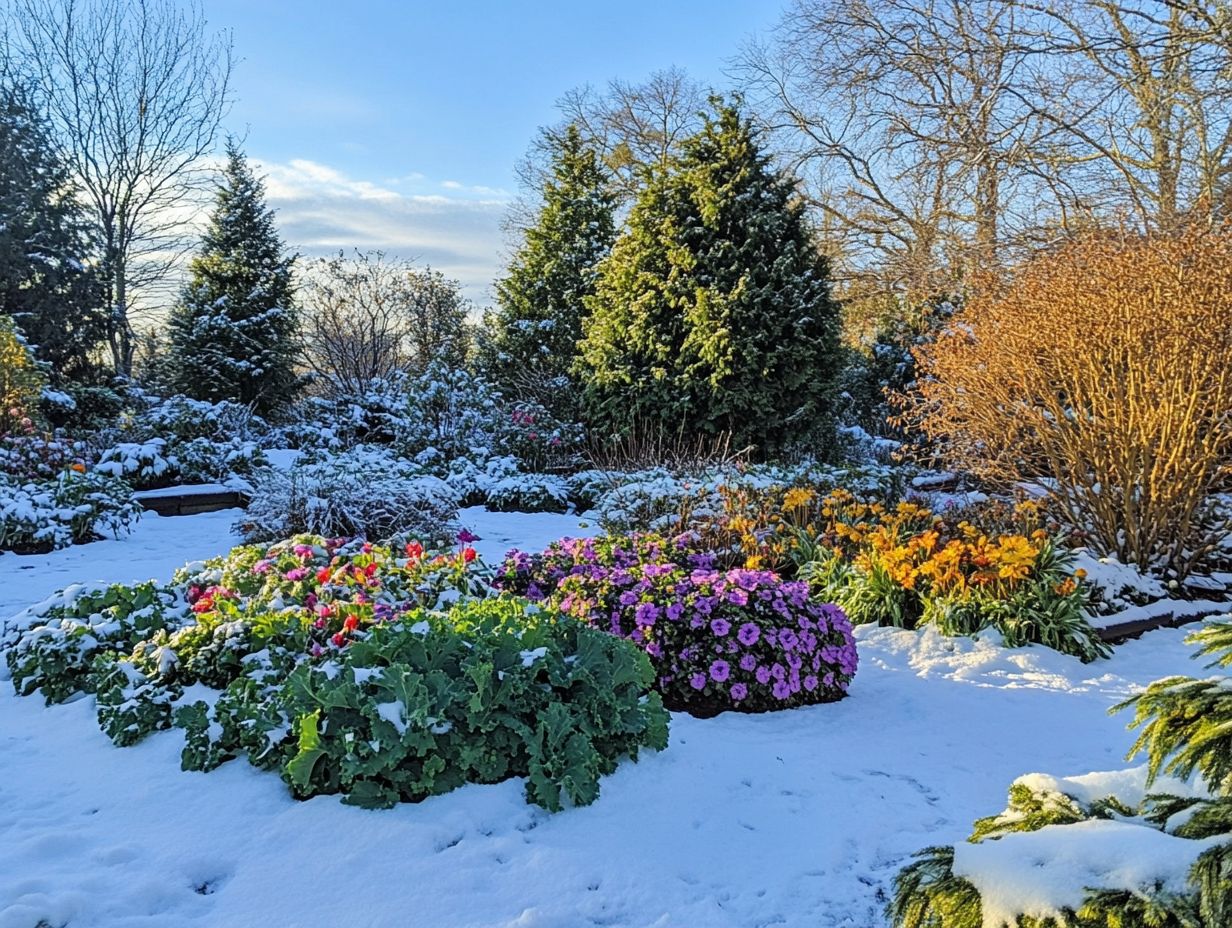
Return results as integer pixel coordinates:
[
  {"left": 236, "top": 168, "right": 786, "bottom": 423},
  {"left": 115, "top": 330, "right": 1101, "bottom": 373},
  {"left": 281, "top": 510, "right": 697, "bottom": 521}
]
[
  {"left": 779, "top": 629, "right": 799, "bottom": 651},
  {"left": 253, "top": 559, "right": 273, "bottom": 574},
  {"left": 666, "top": 602, "right": 685, "bottom": 622},
  {"left": 730, "top": 683, "right": 748, "bottom": 701},
  {"left": 635, "top": 602, "right": 660, "bottom": 626},
  {"left": 772, "top": 681, "right": 791, "bottom": 700},
  {"left": 727, "top": 588, "right": 749, "bottom": 606},
  {"left": 737, "top": 623, "right": 760, "bottom": 646},
  {"left": 755, "top": 666, "right": 771, "bottom": 685},
  {"left": 710, "top": 618, "right": 731, "bottom": 637},
  {"left": 619, "top": 590, "right": 639, "bottom": 606},
  {"left": 689, "top": 672, "right": 707, "bottom": 691},
  {"left": 709, "top": 660, "right": 730, "bottom": 682},
  {"left": 739, "top": 654, "right": 757, "bottom": 672},
  {"left": 803, "top": 675, "right": 819, "bottom": 691},
  {"left": 457, "top": 528, "right": 480, "bottom": 544},
  {"left": 284, "top": 567, "right": 310, "bottom": 582}
]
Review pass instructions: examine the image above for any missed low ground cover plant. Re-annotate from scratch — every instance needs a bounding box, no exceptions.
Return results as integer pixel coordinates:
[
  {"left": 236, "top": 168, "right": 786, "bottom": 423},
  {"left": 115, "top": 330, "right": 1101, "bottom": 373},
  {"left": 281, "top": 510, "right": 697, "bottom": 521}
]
[
  {"left": 890, "top": 620, "right": 1232, "bottom": 928},
  {"left": 3, "top": 534, "right": 668, "bottom": 811},
  {"left": 498, "top": 532, "right": 859, "bottom": 715}
]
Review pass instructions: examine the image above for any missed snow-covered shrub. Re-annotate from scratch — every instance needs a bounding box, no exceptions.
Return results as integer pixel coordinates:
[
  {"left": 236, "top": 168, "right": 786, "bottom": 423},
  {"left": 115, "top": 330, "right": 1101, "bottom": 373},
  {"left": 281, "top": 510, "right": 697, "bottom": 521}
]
[
  {"left": 567, "top": 469, "right": 615, "bottom": 512},
  {"left": 6, "top": 536, "right": 669, "bottom": 811},
  {"left": 174, "top": 437, "right": 268, "bottom": 487},
  {"left": 94, "top": 439, "right": 177, "bottom": 488},
  {"left": 486, "top": 473, "right": 571, "bottom": 514},
  {"left": 497, "top": 533, "right": 859, "bottom": 716},
  {"left": 442, "top": 454, "right": 520, "bottom": 507},
  {"left": 238, "top": 446, "right": 460, "bottom": 543},
  {"left": 890, "top": 620, "right": 1232, "bottom": 928},
  {"left": 284, "top": 374, "right": 416, "bottom": 450},
  {"left": 136, "top": 395, "right": 268, "bottom": 444},
  {"left": 398, "top": 358, "right": 501, "bottom": 463},
  {"left": 493, "top": 400, "right": 584, "bottom": 473},
  {"left": 0, "top": 470, "right": 140, "bottom": 553},
  {"left": 0, "top": 433, "right": 83, "bottom": 481}
]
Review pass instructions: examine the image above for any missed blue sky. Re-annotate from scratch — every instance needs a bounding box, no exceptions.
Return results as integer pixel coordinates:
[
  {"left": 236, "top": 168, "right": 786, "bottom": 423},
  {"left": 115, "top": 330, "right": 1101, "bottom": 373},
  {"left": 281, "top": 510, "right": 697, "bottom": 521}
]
[{"left": 198, "top": 0, "right": 785, "bottom": 301}]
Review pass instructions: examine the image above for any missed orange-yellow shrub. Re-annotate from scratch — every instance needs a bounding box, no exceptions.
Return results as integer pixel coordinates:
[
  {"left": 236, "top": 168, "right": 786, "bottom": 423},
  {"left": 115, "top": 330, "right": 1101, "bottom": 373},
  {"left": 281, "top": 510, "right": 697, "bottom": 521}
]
[{"left": 897, "top": 228, "right": 1232, "bottom": 577}]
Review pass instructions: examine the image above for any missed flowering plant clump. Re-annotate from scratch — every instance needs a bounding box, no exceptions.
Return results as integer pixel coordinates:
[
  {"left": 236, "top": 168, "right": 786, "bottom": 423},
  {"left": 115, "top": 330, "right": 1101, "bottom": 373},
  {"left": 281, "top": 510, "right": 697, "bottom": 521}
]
[
  {"left": 799, "top": 489, "right": 1107, "bottom": 661},
  {"left": 5, "top": 532, "right": 668, "bottom": 812},
  {"left": 499, "top": 533, "right": 858, "bottom": 715}
]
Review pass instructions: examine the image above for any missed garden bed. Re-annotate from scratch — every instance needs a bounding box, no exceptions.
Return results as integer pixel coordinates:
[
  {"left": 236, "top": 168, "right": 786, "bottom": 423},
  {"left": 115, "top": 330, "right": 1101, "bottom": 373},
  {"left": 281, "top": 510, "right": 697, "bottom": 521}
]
[{"left": 132, "top": 483, "right": 249, "bottom": 516}]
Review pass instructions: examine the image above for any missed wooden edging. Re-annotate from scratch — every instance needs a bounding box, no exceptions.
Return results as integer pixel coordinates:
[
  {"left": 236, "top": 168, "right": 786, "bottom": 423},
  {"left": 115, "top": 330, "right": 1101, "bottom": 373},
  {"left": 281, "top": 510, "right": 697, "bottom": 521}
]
[
  {"left": 1096, "top": 605, "right": 1226, "bottom": 643},
  {"left": 134, "top": 490, "right": 249, "bottom": 517}
]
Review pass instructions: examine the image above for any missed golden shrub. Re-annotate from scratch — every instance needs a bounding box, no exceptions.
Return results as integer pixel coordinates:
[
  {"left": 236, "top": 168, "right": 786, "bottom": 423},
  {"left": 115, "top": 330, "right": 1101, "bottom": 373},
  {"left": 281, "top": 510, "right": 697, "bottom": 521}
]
[{"left": 897, "top": 228, "right": 1232, "bottom": 577}]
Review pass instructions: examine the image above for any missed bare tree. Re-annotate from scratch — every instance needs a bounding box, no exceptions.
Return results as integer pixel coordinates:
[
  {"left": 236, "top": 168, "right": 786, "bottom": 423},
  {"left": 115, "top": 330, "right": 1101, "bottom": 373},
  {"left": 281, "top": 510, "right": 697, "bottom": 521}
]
[
  {"left": 6, "top": 0, "right": 233, "bottom": 375},
  {"left": 1020, "top": 0, "right": 1232, "bottom": 231},
  {"left": 739, "top": 0, "right": 1054, "bottom": 313},
  {"left": 300, "top": 251, "right": 472, "bottom": 397},
  {"left": 506, "top": 67, "right": 709, "bottom": 237}
]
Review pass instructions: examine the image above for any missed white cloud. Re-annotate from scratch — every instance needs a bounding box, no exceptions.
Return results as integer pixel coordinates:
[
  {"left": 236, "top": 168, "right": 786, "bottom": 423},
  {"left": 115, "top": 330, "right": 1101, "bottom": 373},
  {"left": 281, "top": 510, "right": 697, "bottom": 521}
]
[{"left": 254, "top": 158, "right": 512, "bottom": 304}]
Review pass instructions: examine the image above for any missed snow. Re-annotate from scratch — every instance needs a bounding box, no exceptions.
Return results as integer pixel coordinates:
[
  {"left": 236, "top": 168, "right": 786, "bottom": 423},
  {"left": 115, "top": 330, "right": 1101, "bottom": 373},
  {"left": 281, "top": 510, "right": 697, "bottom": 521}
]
[
  {"left": 0, "top": 508, "right": 1220, "bottom": 927},
  {"left": 1012, "top": 765, "right": 1207, "bottom": 810},
  {"left": 952, "top": 820, "right": 1222, "bottom": 928}
]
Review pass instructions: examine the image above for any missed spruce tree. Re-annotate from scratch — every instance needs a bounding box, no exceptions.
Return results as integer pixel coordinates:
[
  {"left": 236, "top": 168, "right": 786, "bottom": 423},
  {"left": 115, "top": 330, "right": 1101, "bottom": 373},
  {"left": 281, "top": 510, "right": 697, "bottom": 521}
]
[
  {"left": 578, "top": 99, "right": 842, "bottom": 456},
  {"left": 0, "top": 81, "right": 106, "bottom": 381},
  {"left": 167, "top": 141, "right": 299, "bottom": 415},
  {"left": 482, "top": 125, "right": 616, "bottom": 419}
]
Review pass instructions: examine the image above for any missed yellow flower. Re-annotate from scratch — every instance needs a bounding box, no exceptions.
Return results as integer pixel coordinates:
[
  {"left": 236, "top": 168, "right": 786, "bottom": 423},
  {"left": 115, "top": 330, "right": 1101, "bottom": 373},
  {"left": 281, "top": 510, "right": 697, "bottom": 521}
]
[{"left": 782, "top": 487, "right": 815, "bottom": 512}]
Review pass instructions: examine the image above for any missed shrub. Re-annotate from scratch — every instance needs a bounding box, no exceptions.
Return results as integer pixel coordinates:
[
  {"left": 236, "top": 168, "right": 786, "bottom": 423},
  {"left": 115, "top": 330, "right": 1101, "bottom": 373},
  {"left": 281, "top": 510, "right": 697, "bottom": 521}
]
[
  {"left": 0, "top": 314, "right": 45, "bottom": 436},
  {"left": 486, "top": 473, "right": 571, "bottom": 514},
  {"left": 498, "top": 533, "right": 858, "bottom": 715},
  {"left": 0, "top": 469, "right": 140, "bottom": 553},
  {"left": 889, "top": 621, "right": 1232, "bottom": 928},
  {"left": 898, "top": 228, "right": 1232, "bottom": 579},
  {"left": 238, "top": 446, "right": 459, "bottom": 544},
  {"left": 5, "top": 535, "right": 669, "bottom": 812}
]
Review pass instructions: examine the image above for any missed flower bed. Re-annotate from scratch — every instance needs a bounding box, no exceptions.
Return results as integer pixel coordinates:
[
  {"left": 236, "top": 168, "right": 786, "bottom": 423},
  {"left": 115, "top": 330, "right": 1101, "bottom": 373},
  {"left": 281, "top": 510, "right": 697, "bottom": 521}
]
[
  {"left": 3, "top": 534, "right": 668, "bottom": 811},
  {"left": 498, "top": 533, "right": 858, "bottom": 715}
]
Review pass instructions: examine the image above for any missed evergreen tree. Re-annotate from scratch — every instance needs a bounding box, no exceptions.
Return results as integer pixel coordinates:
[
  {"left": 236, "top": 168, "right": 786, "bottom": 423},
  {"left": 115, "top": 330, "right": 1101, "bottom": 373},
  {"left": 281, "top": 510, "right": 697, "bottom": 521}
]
[
  {"left": 167, "top": 141, "right": 299, "bottom": 414},
  {"left": 482, "top": 125, "right": 616, "bottom": 418},
  {"left": 578, "top": 99, "right": 843, "bottom": 456},
  {"left": 0, "top": 81, "right": 106, "bottom": 381}
]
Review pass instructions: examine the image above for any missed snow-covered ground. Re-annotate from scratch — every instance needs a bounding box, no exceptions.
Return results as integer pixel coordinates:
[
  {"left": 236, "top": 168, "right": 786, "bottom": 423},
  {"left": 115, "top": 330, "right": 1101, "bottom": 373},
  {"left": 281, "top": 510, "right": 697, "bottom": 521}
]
[{"left": 0, "top": 510, "right": 1215, "bottom": 928}]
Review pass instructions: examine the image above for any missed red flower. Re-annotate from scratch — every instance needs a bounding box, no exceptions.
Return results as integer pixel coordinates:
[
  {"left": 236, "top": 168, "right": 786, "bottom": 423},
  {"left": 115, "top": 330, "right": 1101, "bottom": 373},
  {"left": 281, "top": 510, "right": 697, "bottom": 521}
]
[
  {"left": 405, "top": 541, "right": 424, "bottom": 560},
  {"left": 331, "top": 632, "right": 347, "bottom": 647},
  {"left": 462, "top": 546, "right": 477, "bottom": 563},
  {"left": 316, "top": 566, "right": 333, "bottom": 584},
  {"left": 365, "top": 562, "right": 378, "bottom": 578},
  {"left": 343, "top": 615, "right": 360, "bottom": 632}
]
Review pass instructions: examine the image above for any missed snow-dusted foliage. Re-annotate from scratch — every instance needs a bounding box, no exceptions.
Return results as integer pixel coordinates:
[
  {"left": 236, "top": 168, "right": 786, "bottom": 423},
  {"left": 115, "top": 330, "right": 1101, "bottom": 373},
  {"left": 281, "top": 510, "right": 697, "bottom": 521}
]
[
  {"left": 238, "top": 446, "right": 460, "bottom": 544},
  {"left": 485, "top": 473, "right": 571, "bottom": 514},
  {"left": 0, "top": 469, "right": 140, "bottom": 553},
  {"left": 95, "top": 395, "right": 270, "bottom": 489},
  {"left": 590, "top": 463, "right": 901, "bottom": 533}
]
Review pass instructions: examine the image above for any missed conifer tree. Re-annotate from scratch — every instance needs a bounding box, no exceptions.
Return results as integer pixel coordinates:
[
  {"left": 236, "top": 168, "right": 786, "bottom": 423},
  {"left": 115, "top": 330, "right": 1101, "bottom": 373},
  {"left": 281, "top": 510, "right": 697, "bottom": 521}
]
[
  {"left": 0, "top": 81, "right": 106, "bottom": 381},
  {"left": 482, "top": 125, "right": 616, "bottom": 418},
  {"left": 579, "top": 99, "right": 842, "bottom": 456},
  {"left": 167, "top": 142, "right": 299, "bottom": 414}
]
